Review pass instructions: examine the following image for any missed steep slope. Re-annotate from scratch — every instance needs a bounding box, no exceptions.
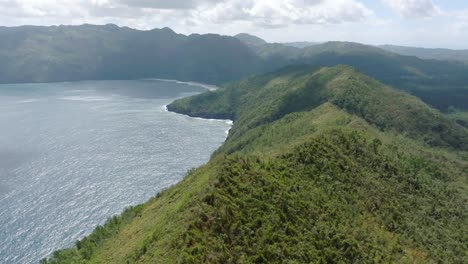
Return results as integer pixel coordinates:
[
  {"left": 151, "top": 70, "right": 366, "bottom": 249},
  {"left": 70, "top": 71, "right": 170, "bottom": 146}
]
[
  {"left": 170, "top": 65, "right": 468, "bottom": 151},
  {"left": 234, "top": 36, "right": 468, "bottom": 111},
  {"left": 44, "top": 66, "right": 468, "bottom": 263},
  {"left": 299, "top": 42, "right": 468, "bottom": 111},
  {"left": 2, "top": 25, "right": 468, "bottom": 110},
  {"left": 0, "top": 24, "right": 262, "bottom": 84}
]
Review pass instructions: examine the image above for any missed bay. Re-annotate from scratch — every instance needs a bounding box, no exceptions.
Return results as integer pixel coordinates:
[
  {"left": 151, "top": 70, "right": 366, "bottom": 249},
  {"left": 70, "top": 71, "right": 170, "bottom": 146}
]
[{"left": 0, "top": 80, "right": 231, "bottom": 263}]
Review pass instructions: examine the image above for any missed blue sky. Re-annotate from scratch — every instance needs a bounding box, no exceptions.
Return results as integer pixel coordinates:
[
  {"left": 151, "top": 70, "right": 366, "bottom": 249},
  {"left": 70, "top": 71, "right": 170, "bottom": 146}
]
[{"left": 0, "top": 0, "right": 467, "bottom": 49}]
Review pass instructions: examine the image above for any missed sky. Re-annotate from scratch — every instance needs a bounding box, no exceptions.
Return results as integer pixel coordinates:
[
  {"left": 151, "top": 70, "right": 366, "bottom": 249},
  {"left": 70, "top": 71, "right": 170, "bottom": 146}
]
[{"left": 0, "top": 0, "right": 467, "bottom": 49}]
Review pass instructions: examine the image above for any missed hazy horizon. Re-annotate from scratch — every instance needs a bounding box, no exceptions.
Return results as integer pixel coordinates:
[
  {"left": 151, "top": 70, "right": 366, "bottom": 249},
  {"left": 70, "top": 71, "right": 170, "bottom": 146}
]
[
  {"left": 2, "top": 22, "right": 467, "bottom": 51},
  {"left": 1, "top": 0, "right": 467, "bottom": 49}
]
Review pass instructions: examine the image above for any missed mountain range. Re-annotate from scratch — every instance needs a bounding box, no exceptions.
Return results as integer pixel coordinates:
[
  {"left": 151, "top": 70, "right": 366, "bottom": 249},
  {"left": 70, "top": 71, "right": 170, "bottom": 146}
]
[
  {"left": 1, "top": 24, "right": 468, "bottom": 111},
  {"left": 233, "top": 33, "right": 468, "bottom": 111},
  {"left": 0, "top": 24, "right": 261, "bottom": 85},
  {"left": 7, "top": 24, "right": 464, "bottom": 264},
  {"left": 43, "top": 65, "right": 468, "bottom": 263}
]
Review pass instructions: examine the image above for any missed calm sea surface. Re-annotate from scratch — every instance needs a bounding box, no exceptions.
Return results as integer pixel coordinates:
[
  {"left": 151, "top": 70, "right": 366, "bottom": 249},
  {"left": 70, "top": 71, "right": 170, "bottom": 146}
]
[{"left": 0, "top": 80, "right": 231, "bottom": 263}]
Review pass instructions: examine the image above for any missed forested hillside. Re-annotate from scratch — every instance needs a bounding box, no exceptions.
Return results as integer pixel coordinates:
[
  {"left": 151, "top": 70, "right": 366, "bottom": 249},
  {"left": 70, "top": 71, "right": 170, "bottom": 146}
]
[
  {"left": 235, "top": 34, "right": 468, "bottom": 111},
  {"left": 1, "top": 25, "right": 467, "bottom": 111},
  {"left": 44, "top": 66, "right": 468, "bottom": 263},
  {"left": 0, "top": 24, "right": 261, "bottom": 84}
]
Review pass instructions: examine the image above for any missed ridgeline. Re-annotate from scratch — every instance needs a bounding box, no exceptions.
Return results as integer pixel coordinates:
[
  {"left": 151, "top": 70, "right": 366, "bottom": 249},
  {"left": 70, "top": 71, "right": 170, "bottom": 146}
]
[
  {"left": 43, "top": 65, "right": 468, "bottom": 263},
  {"left": 2, "top": 24, "right": 468, "bottom": 111}
]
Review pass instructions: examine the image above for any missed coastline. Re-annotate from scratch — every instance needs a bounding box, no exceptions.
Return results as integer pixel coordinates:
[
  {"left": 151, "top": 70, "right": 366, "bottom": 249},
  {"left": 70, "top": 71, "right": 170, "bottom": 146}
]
[
  {"left": 33, "top": 81, "right": 229, "bottom": 263},
  {"left": 144, "top": 78, "right": 219, "bottom": 91},
  {"left": 160, "top": 79, "right": 233, "bottom": 133},
  {"left": 163, "top": 105, "right": 233, "bottom": 136}
]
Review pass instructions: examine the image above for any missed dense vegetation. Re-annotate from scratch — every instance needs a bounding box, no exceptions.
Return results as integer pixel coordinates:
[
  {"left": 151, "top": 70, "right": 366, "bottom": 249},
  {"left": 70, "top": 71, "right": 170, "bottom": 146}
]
[
  {"left": 1, "top": 24, "right": 468, "bottom": 111},
  {"left": 0, "top": 24, "right": 261, "bottom": 84},
  {"left": 44, "top": 66, "right": 468, "bottom": 263},
  {"left": 235, "top": 34, "right": 468, "bottom": 111},
  {"left": 169, "top": 66, "right": 468, "bottom": 151}
]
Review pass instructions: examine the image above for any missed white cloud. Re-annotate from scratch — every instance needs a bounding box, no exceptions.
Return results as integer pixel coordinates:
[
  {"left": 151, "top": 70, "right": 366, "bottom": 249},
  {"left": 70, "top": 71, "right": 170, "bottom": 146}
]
[
  {"left": 0, "top": 0, "right": 374, "bottom": 28},
  {"left": 382, "top": 0, "right": 440, "bottom": 18},
  {"left": 116, "top": 0, "right": 224, "bottom": 10},
  {"left": 0, "top": 0, "right": 466, "bottom": 48},
  {"left": 196, "top": 0, "right": 373, "bottom": 27}
]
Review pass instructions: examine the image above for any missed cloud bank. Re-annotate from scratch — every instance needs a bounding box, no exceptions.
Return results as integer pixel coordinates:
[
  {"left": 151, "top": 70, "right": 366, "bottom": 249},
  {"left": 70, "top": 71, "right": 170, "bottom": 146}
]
[
  {"left": 0, "top": 0, "right": 374, "bottom": 28},
  {"left": 0, "top": 0, "right": 466, "bottom": 48}
]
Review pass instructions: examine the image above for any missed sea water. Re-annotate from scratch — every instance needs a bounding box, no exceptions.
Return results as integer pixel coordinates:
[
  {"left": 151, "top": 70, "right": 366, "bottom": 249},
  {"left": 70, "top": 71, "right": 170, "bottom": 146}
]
[{"left": 0, "top": 80, "right": 231, "bottom": 263}]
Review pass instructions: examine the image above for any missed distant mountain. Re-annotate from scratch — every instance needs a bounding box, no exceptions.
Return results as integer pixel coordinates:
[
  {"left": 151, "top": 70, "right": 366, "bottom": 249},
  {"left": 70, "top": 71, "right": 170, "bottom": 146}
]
[
  {"left": 380, "top": 44, "right": 468, "bottom": 63},
  {"left": 1, "top": 25, "right": 467, "bottom": 111},
  {"left": 234, "top": 34, "right": 319, "bottom": 49},
  {"left": 235, "top": 35, "right": 468, "bottom": 110},
  {"left": 46, "top": 65, "right": 468, "bottom": 263},
  {"left": 234, "top": 33, "right": 267, "bottom": 47},
  {"left": 282, "top": 41, "right": 320, "bottom": 48},
  {"left": 0, "top": 24, "right": 262, "bottom": 84},
  {"left": 234, "top": 33, "right": 303, "bottom": 62}
]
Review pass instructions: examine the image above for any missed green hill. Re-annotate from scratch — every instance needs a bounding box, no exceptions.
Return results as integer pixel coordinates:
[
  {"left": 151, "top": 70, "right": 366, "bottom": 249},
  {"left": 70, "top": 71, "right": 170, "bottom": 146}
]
[
  {"left": 234, "top": 36, "right": 468, "bottom": 111},
  {"left": 169, "top": 65, "right": 468, "bottom": 151},
  {"left": 298, "top": 42, "right": 468, "bottom": 111},
  {"left": 44, "top": 66, "right": 468, "bottom": 263},
  {"left": 0, "top": 24, "right": 262, "bottom": 84},
  {"left": 1, "top": 25, "right": 468, "bottom": 111}
]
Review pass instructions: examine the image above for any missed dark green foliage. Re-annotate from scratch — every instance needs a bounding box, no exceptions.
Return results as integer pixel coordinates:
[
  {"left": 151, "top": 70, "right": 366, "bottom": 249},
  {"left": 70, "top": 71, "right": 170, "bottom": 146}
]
[
  {"left": 0, "top": 24, "right": 261, "bottom": 85},
  {"left": 170, "top": 65, "right": 468, "bottom": 151},
  {"left": 235, "top": 36, "right": 468, "bottom": 110},
  {"left": 44, "top": 65, "right": 468, "bottom": 263},
  {"left": 2, "top": 25, "right": 468, "bottom": 111},
  {"left": 411, "top": 87, "right": 468, "bottom": 113},
  {"left": 178, "top": 130, "right": 467, "bottom": 263}
]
